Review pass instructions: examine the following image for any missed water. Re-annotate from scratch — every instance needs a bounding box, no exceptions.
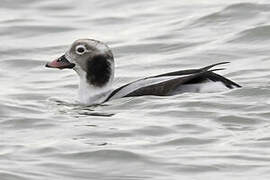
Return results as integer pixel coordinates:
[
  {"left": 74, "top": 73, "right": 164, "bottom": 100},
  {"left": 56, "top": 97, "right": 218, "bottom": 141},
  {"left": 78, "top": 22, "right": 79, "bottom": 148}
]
[{"left": 1, "top": 0, "right": 270, "bottom": 179}]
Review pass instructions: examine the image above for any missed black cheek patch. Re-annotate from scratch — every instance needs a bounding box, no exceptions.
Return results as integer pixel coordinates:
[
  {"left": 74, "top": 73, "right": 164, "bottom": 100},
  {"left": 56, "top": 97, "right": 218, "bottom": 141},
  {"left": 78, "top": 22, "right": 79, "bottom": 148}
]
[{"left": 86, "top": 55, "right": 111, "bottom": 87}]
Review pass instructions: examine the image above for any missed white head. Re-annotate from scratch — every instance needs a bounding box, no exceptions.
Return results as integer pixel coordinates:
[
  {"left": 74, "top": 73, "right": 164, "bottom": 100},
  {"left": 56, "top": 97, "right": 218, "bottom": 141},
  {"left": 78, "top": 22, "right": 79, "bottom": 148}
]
[{"left": 46, "top": 39, "right": 115, "bottom": 105}]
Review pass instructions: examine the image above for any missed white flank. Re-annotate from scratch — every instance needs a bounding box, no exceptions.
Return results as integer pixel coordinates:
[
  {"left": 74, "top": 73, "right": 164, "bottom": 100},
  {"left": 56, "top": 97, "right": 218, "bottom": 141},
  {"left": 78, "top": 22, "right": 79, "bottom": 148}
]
[{"left": 198, "top": 81, "right": 229, "bottom": 93}]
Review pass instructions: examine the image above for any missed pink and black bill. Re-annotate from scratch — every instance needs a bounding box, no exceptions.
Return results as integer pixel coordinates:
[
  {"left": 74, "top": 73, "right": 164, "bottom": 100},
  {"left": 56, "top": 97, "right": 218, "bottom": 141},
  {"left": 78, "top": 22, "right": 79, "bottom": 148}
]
[{"left": 45, "top": 55, "right": 75, "bottom": 69}]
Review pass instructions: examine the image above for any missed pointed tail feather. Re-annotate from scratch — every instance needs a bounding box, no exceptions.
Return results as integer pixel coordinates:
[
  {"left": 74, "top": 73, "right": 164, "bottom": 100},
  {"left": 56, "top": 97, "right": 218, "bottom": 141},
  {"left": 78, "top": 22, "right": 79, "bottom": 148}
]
[
  {"left": 201, "top": 62, "right": 230, "bottom": 71},
  {"left": 209, "top": 68, "right": 226, "bottom": 72}
]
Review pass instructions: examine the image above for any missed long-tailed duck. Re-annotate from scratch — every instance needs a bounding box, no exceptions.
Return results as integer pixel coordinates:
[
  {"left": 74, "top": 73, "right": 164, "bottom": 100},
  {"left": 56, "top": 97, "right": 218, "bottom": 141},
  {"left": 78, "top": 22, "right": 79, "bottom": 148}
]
[{"left": 46, "top": 39, "right": 241, "bottom": 105}]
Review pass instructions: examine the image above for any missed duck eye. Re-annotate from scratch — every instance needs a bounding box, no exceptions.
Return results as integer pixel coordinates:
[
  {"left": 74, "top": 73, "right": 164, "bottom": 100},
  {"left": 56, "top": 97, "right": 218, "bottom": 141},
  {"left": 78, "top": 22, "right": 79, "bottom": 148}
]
[{"left": 75, "top": 45, "right": 86, "bottom": 55}]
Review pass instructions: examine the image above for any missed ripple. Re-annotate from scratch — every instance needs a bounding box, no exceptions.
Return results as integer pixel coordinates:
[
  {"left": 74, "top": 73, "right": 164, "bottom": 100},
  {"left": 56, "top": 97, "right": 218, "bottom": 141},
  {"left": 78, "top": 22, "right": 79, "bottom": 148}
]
[
  {"left": 0, "top": 59, "right": 43, "bottom": 70},
  {"left": 55, "top": 149, "right": 153, "bottom": 163},
  {"left": 0, "top": 25, "right": 75, "bottom": 38},
  {"left": 224, "top": 2, "right": 270, "bottom": 12},
  {"left": 0, "top": 103, "right": 44, "bottom": 116},
  {"left": 216, "top": 115, "right": 265, "bottom": 125},
  {"left": 0, "top": 172, "right": 28, "bottom": 180},
  {"left": 174, "top": 124, "right": 210, "bottom": 134},
  {"left": 190, "top": 2, "right": 267, "bottom": 29},
  {"left": 156, "top": 137, "right": 217, "bottom": 146},
  {"left": 133, "top": 126, "right": 175, "bottom": 136},
  {"left": 1, "top": 117, "right": 54, "bottom": 129},
  {"left": 115, "top": 42, "right": 197, "bottom": 55},
  {"left": 91, "top": 17, "right": 129, "bottom": 25},
  {"left": 229, "top": 25, "right": 270, "bottom": 43},
  {"left": 0, "top": 0, "right": 37, "bottom": 9}
]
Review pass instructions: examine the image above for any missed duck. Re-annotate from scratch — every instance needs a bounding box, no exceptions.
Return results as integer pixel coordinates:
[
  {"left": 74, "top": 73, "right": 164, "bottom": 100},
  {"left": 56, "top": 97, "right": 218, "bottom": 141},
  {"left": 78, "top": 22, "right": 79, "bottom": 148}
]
[{"left": 45, "top": 38, "right": 241, "bottom": 105}]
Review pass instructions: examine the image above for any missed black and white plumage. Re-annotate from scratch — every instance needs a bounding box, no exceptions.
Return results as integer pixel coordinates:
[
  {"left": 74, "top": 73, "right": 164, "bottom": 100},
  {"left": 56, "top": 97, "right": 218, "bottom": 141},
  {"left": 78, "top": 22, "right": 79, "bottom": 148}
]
[{"left": 46, "top": 38, "right": 241, "bottom": 105}]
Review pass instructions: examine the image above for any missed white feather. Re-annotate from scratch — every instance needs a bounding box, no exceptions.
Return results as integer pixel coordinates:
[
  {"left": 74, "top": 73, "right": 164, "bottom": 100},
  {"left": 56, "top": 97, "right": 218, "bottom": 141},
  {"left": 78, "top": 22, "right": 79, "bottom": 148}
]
[
  {"left": 199, "top": 81, "right": 230, "bottom": 93},
  {"left": 77, "top": 71, "right": 112, "bottom": 105}
]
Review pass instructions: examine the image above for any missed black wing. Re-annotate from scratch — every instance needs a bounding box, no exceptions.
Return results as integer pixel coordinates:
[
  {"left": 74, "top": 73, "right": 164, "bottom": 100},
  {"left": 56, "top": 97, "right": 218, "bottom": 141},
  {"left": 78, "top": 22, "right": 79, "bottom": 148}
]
[{"left": 105, "top": 62, "right": 241, "bottom": 101}]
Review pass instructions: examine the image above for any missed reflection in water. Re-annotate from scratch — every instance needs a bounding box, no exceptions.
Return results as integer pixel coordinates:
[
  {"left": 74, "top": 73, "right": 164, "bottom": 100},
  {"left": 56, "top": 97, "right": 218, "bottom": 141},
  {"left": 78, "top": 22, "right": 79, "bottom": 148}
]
[{"left": 49, "top": 98, "right": 115, "bottom": 117}]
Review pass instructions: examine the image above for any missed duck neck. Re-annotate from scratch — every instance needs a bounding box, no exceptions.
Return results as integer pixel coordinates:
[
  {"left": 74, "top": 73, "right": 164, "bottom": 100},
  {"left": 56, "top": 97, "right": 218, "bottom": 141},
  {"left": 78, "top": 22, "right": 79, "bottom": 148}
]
[
  {"left": 78, "top": 73, "right": 113, "bottom": 105},
  {"left": 74, "top": 55, "right": 115, "bottom": 105}
]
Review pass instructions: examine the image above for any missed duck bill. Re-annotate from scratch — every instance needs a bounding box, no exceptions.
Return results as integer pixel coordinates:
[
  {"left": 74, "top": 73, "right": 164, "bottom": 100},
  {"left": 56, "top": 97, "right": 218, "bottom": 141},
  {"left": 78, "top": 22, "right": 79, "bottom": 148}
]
[{"left": 45, "top": 55, "right": 75, "bottom": 69}]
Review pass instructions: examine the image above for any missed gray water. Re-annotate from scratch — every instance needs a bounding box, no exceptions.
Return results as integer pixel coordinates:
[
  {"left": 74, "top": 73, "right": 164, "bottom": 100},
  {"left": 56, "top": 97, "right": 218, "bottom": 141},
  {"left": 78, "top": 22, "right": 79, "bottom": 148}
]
[{"left": 1, "top": 0, "right": 270, "bottom": 179}]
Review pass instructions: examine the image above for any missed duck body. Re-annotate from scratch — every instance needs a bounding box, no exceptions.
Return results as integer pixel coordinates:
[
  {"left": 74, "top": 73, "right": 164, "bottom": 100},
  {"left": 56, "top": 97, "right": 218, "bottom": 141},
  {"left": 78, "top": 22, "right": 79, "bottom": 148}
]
[
  {"left": 46, "top": 39, "right": 241, "bottom": 105},
  {"left": 106, "top": 62, "right": 240, "bottom": 102}
]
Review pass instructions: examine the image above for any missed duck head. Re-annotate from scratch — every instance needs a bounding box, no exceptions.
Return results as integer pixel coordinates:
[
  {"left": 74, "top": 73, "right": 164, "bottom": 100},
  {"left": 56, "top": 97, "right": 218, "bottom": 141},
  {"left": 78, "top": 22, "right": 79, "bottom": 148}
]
[{"left": 46, "top": 39, "right": 115, "bottom": 104}]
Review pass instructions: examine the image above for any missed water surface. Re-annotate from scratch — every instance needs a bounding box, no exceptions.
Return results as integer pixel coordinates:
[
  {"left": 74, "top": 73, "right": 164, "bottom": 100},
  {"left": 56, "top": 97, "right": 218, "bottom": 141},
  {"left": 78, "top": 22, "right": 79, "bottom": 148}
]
[{"left": 1, "top": 0, "right": 270, "bottom": 179}]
